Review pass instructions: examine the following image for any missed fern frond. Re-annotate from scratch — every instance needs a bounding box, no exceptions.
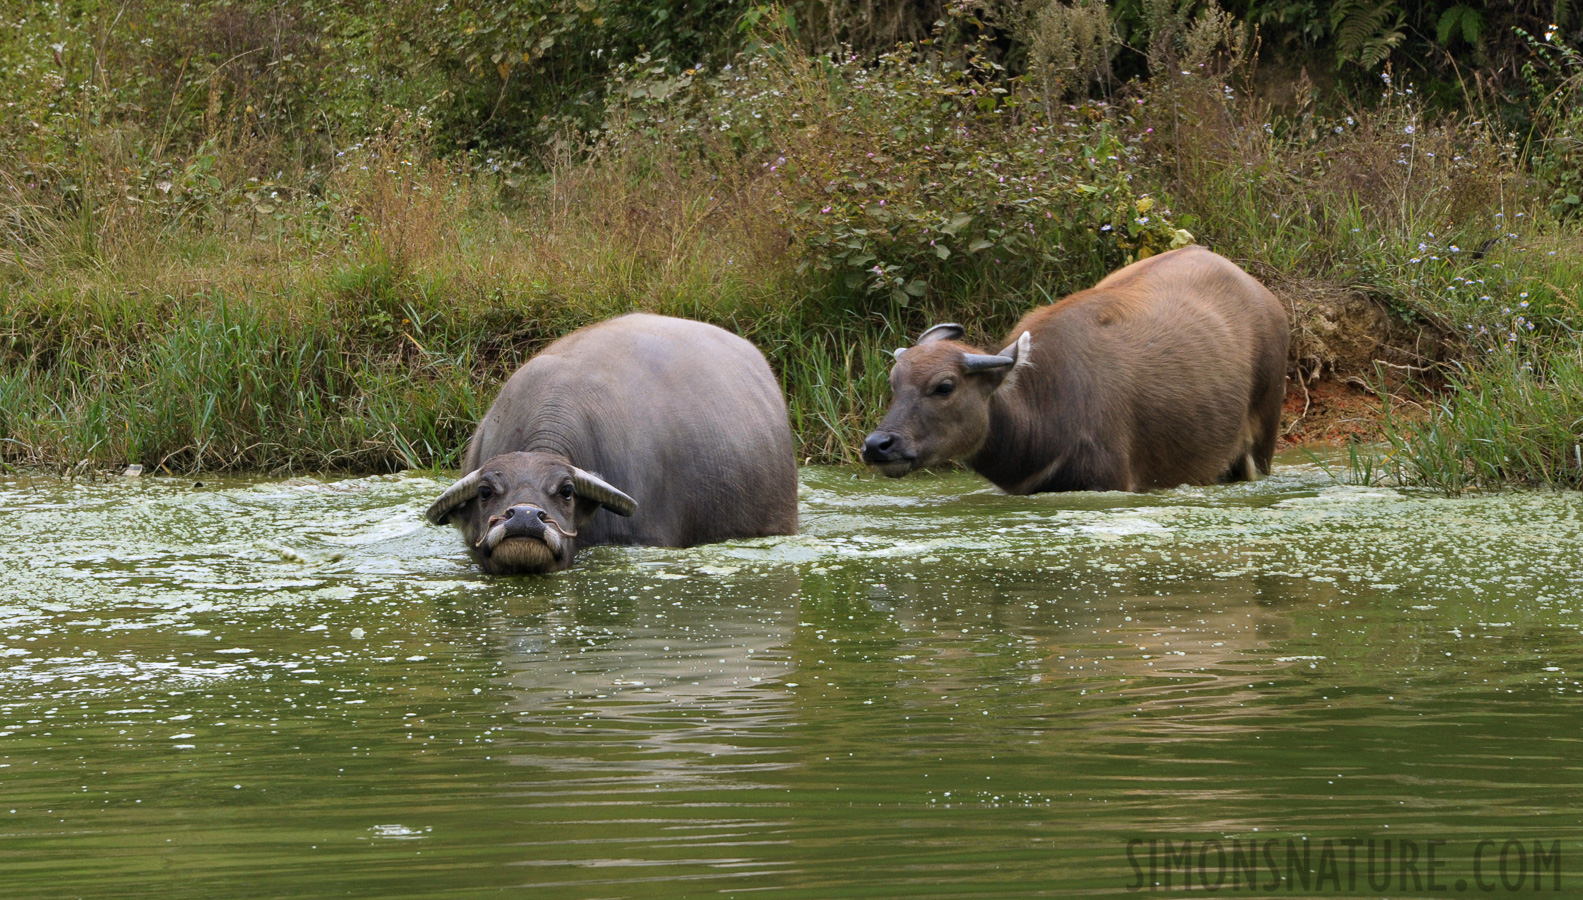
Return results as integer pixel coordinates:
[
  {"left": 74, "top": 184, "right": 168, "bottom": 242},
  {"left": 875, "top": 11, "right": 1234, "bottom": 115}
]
[
  {"left": 1331, "top": 0, "right": 1405, "bottom": 69},
  {"left": 1437, "top": 4, "right": 1484, "bottom": 48}
]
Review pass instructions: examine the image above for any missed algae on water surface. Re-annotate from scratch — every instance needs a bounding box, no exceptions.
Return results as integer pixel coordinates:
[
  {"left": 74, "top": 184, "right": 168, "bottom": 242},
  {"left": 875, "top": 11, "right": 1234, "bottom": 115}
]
[{"left": 3, "top": 453, "right": 1583, "bottom": 896}]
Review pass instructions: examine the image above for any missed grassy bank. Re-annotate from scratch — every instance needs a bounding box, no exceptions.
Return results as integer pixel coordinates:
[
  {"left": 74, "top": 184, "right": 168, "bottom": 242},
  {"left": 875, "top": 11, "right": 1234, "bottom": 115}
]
[{"left": 2, "top": 2, "right": 1581, "bottom": 487}]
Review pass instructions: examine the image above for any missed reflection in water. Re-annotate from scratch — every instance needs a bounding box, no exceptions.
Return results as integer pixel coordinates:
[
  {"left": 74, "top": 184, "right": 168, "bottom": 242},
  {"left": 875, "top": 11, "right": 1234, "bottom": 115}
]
[
  {"left": 494, "top": 569, "right": 803, "bottom": 788},
  {"left": 2, "top": 455, "right": 1583, "bottom": 897}
]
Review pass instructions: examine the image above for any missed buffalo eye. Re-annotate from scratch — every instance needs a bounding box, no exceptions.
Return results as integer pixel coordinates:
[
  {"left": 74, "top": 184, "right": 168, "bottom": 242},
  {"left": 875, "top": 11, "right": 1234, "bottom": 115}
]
[
  {"left": 931, "top": 380, "right": 956, "bottom": 397},
  {"left": 558, "top": 483, "right": 575, "bottom": 501},
  {"left": 478, "top": 483, "right": 495, "bottom": 501}
]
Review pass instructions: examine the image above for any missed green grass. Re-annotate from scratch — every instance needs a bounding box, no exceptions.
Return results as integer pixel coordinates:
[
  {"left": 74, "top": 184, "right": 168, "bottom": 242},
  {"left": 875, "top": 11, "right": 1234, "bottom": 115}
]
[
  {"left": 0, "top": 223, "right": 1066, "bottom": 473},
  {"left": 3, "top": 10, "right": 1582, "bottom": 485},
  {"left": 3, "top": 128, "right": 1578, "bottom": 481},
  {"left": 1355, "top": 337, "right": 1583, "bottom": 494}
]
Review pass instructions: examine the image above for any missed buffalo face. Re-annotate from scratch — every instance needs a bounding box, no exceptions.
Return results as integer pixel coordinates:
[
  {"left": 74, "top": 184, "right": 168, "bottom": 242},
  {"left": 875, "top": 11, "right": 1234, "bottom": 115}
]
[
  {"left": 862, "top": 324, "right": 1026, "bottom": 477},
  {"left": 426, "top": 451, "right": 637, "bottom": 575}
]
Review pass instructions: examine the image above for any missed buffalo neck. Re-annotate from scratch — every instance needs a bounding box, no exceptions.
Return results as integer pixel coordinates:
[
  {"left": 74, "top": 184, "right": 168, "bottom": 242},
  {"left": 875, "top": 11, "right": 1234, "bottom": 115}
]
[
  {"left": 969, "top": 382, "right": 1052, "bottom": 493},
  {"left": 967, "top": 328, "right": 1111, "bottom": 495}
]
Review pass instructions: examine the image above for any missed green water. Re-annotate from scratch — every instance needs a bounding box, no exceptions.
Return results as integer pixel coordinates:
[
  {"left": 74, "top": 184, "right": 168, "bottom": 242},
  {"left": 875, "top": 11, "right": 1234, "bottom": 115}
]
[{"left": 3, "top": 452, "right": 1582, "bottom": 898}]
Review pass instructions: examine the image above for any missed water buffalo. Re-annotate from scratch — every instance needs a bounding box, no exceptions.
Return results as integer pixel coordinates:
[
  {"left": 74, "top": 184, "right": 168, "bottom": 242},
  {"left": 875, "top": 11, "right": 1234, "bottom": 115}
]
[
  {"left": 427, "top": 314, "right": 798, "bottom": 573},
  {"left": 862, "top": 246, "right": 1289, "bottom": 493}
]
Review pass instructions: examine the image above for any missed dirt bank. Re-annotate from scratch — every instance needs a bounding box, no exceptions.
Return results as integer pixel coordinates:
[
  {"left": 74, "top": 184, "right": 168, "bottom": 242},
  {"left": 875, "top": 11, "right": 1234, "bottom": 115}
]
[{"left": 1270, "top": 277, "right": 1458, "bottom": 447}]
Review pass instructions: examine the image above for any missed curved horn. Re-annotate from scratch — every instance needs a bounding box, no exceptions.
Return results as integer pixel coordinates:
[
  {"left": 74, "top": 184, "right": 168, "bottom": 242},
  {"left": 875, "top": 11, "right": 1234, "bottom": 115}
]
[
  {"left": 570, "top": 467, "right": 637, "bottom": 517},
  {"left": 962, "top": 353, "right": 1014, "bottom": 372},
  {"left": 427, "top": 469, "right": 482, "bottom": 525},
  {"left": 893, "top": 347, "right": 907, "bottom": 361},
  {"left": 916, "top": 323, "right": 965, "bottom": 344}
]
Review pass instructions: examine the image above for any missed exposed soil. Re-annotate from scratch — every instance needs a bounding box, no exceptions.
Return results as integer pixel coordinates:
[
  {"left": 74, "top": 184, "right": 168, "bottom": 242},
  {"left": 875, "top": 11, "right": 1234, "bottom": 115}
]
[
  {"left": 1279, "top": 378, "right": 1393, "bottom": 446},
  {"left": 1263, "top": 273, "right": 1458, "bottom": 447}
]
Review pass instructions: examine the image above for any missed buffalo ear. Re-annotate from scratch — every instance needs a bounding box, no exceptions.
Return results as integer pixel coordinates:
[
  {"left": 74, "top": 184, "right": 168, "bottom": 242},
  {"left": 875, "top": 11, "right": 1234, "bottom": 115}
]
[
  {"left": 916, "top": 323, "right": 965, "bottom": 344},
  {"left": 993, "top": 331, "right": 1034, "bottom": 392},
  {"left": 996, "top": 330, "right": 1031, "bottom": 363}
]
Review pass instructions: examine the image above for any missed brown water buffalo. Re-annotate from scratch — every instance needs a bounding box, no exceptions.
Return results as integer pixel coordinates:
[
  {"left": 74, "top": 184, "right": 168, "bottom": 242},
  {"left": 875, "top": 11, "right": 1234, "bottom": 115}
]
[
  {"left": 427, "top": 313, "right": 798, "bottom": 574},
  {"left": 862, "top": 246, "right": 1289, "bottom": 493}
]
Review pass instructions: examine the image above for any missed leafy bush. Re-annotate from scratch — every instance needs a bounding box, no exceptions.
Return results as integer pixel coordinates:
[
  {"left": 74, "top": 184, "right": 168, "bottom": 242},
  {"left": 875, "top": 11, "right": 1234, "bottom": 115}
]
[
  {"left": 608, "top": 26, "right": 1188, "bottom": 311},
  {"left": 1521, "top": 25, "right": 1583, "bottom": 222},
  {"left": 3, "top": 0, "right": 1582, "bottom": 481}
]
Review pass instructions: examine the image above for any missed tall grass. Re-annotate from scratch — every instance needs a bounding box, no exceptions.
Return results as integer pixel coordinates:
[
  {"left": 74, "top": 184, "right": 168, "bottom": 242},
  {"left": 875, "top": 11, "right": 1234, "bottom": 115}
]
[
  {"left": 0, "top": 21, "right": 1143, "bottom": 474},
  {"left": 1363, "top": 337, "right": 1583, "bottom": 493},
  {"left": 1127, "top": 37, "right": 1583, "bottom": 495},
  {"left": 3, "top": 6, "right": 1581, "bottom": 483},
  {"left": 1343, "top": 237, "right": 1583, "bottom": 493}
]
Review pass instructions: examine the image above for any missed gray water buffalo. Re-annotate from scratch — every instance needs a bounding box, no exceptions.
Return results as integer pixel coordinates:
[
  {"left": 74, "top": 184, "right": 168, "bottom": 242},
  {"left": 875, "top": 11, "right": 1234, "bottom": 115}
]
[
  {"left": 427, "top": 314, "right": 798, "bottom": 574},
  {"left": 862, "top": 246, "right": 1289, "bottom": 493}
]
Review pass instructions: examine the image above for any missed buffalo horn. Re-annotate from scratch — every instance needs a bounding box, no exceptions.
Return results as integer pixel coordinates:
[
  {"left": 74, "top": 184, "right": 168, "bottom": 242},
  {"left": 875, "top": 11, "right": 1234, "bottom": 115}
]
[
  {"left": 893, "top": 348, "right": 907, "bottom": 361},
  {"left": 962, "top": 353, "right": 1015, "bottom": 372},
  {"left": 570, "top": 467, "right": 638, "bottom": 517},
  {"left": 916, "top": 323, "right": 965, "bottom": 344},
  {"left": 427, "top": 469, "right": 483, "bottom": 525}
]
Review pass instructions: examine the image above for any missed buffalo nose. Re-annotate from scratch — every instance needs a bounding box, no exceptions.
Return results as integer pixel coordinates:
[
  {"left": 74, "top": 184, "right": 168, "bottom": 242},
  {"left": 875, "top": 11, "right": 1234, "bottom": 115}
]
[
  {"left": 503, "top": 505, "right": 549, "bottom": 522},
  {"left": 862, "top": 431, "right": 896, "bottom": 460}
]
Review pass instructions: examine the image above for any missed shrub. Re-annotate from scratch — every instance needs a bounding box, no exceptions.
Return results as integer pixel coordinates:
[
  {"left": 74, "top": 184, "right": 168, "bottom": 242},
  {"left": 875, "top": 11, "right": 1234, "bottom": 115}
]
[
  {"left": 607, "top": 25, "right": 1188, "bottom": 314},
  {"left": 1521, "top": 25, "right": 1583, "bottom": 222}
]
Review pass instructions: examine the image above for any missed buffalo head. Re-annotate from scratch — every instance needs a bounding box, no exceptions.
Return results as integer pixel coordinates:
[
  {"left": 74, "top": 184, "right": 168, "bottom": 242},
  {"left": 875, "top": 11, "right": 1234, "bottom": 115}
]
[
  {"left": 426, "top": 451, "right": 637, "bottom": 574},
  {"left": 862, "top": 323, "right": 1030, "bottom": 477}
]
